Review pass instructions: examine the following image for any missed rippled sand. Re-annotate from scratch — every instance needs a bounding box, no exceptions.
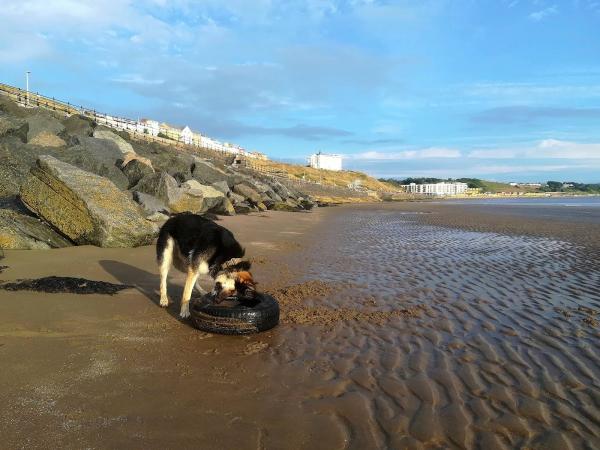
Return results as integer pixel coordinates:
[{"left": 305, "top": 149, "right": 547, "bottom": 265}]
[
  {"left": 1, "top": 205, "right": 599, "bottom": 449},
  {"left": 269, "top": 205, "right": 600, "bottom": 449}
]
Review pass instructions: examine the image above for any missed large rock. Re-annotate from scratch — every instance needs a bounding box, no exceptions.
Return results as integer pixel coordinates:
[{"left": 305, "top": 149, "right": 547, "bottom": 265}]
[
  {"left": 0, "top": 115, "right": 28, "bottom": 142},
  {"left": 132, "top": 191, "right": 170, "bottom": 216},
  {"left": 191, "top": 159, "right": 231, "bottom": 185},
  {"left": 269, "top": 180, "right": 294, "bottom": 200},
  {"left": 271, "top": 202, "right": 301, "bottom": 212},
  {"left": 62, "top": 114, "right": 95, "bottom": 137},
  {"left": 233, "top": 202, "right": 255, "bottom": 214},
  {"left": 133, "top": 171, "right": 181, "bottom": 205},
  {"left": 211, "top": 180, "right": 230, "bottom": 195},
  {"left": 0, "top": 96, "right": 30, "bottom": 118},
  {"left": 93, "top": 128, "right": 135, "bottom": 155},
  {"left": 57, "top": 137, "right": 129, "bottom": 189},
  {"left": 122, "top": 158, "right": 154, "bottom": 188},
  {"left": 0, "top": 139, "right": 61, "bottom": 199},
  {"left": 181, "top": 180, "right": 235, "bottom": 215},
  {"left": 26, "top": 112, "right": 65, "bottom": 143},
  {"left": 0, "top": 209, "right": 72, "bottom": 249},
  {"left": 28, "top": 131, "right": 65, "bottom": 147},
  {"left": 228, "top": 191, "right": 246, "bottom": 204},
  {"left": 156, "top": 154, "right": 194, "bottom": 181},
  {"left": 233, "top": 183, "right": 262, "bottom": 204},
  {"left": 20, "top": 156, "right": 155, "bottom": 247},
  {"left": 133, "top": 172, "right": 201, "bottom": 213}
]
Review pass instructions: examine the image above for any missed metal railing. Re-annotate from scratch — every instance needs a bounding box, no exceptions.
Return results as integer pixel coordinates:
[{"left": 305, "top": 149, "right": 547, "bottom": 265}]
[{"left": 0, "top": 82, "right": 244, "bottom": 164}]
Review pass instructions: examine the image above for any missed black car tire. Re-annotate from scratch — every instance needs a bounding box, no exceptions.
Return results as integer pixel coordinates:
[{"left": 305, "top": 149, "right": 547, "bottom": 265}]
[{"left": 189, "top": 293, "right": 280, "bottom": 335}]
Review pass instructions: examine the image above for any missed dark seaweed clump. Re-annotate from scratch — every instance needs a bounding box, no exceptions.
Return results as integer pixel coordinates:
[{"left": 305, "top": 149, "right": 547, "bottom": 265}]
[{"left": 0, "top": 276, "right": 132, "bottom": 295}]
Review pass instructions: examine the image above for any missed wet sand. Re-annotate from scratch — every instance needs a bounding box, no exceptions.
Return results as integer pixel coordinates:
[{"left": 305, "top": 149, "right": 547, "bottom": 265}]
[{"left": 1, "top": 204, "right": 600, "bottom": 449}]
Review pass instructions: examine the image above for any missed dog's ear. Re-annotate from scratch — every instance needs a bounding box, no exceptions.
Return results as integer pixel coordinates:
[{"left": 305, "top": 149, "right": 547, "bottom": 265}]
[{"left": 236, "top": 271, "right": 256, "bottom": 287}]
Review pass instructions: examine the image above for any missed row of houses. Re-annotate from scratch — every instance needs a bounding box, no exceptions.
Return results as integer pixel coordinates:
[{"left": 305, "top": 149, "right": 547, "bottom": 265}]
[
  {"left": 402, "top": 182, "right": 469, "bottom": 196},
  {"left": 98, "top": 114, "right": 268, "bottom": 160}
]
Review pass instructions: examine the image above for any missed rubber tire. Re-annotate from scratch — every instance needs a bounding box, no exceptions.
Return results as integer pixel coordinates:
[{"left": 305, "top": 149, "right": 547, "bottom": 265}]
[{"left": 189, "top": 293, "right": 280, "bottom": 335}]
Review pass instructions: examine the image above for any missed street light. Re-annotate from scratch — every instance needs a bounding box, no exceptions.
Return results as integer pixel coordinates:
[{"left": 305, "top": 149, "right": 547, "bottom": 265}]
[{"left": 25, "top": 71, "right": 31, "bottom": 106}]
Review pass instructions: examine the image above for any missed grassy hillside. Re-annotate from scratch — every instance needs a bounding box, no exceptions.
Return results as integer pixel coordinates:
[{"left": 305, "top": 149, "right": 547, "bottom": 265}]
[{"left": 247, "top": 159, "right": 400, "bottom": 192}]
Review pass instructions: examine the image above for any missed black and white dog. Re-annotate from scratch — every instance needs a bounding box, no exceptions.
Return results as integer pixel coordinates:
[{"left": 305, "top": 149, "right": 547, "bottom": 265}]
[{"left": 156, "top": 213, "right": 256, "bottom": 318}]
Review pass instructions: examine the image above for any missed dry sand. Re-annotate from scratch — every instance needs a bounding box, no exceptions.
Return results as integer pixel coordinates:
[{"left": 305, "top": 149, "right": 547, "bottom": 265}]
[{"left": 1, "top": 204, "right": 599, "bottom": 449}]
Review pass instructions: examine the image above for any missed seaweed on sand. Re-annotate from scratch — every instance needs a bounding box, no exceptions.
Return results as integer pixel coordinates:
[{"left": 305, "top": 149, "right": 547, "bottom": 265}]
[{"left": 0, "top": 276, "right": 132, "bottom": 295}]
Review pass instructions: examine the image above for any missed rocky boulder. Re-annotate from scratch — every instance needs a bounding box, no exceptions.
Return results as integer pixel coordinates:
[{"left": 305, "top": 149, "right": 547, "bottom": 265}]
[
  {"left": 57, "top": 137, "right": 129, "bottom": 189},
  {"left": 20, "top": 156, "right": 155, "bottom": 247},
  {"left": 133, "top": 171, "right": 181, "bottom": 206},
  {"left": 0, "top": 209, "right": 73, "bottom": 249},
  {"left": 26, "top": 112, "right": 65, "bottom": 143},
  {"left": 0, "top": 96, "right": 30, "bottom": 118},
  {"left": 28, "top": 131, "right": 66, "bottom": 147},
  {"left": 270, "top": 202, "right": 301, "bottom": 212},
  {"left": 211, "top": 180, "right": 230, "bottom": 195},
  {"left": 0, "top": 139, "right": 64, "bottom": 199},
  {"left": 123, "top": 158, "right": 154, "bottom": 188},
  {"left": 93, "top": 127, "right": 135, "bottom": 156},
  {"left": 233, "top": 183, "right": 262, "bottom": 204},
  {"left": 62, "top": 114, "right": 95, "bottom": 137},
  {"left": 228, "top": 191, "right": 246, "bottom": 205},
  {"left": 132, "top": 191, "right": 171, "bottom": 216},
  {"left": 233, "top": 202, "right": 255, "bottom": 214},
  {"left": 191, "top": 159, "right": 231, "bottom": 185},
  {"left": 181, "top": 180, "right": 235, "bottom": 216},
  {"left": 0, "top": 115, "right": 28, "bottom": 142}
]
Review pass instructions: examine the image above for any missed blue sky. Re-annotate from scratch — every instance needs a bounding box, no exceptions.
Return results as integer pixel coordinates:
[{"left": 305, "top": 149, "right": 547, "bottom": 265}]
[{"left": 1, "top": 0, "right": 599, "bottom": 182}]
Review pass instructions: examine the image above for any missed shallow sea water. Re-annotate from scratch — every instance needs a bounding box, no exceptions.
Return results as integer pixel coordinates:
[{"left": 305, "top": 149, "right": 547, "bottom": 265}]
[{"left": 271, "top": 208, "right": 600, "bottom": 449}]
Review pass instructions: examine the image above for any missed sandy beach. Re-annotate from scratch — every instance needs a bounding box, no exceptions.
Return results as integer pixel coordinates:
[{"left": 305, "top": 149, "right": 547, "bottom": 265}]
[{"left": 1, "top": 203, "right": 599, "bottom": 449}]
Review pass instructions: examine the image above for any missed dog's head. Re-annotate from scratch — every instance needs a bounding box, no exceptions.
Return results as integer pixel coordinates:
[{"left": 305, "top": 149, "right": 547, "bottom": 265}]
[{"left": 212, "top": 260, "right": 256, "bottom": 302}]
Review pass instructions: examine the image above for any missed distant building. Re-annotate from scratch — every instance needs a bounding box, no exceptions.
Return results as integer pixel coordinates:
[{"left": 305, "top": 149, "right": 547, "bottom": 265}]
[
  {"left": 402, "top": 182, "right": 468, "bottom": 196},
  {"left": 137, "top": 118, "right": 160, "bottom": 136},
  {"left": 509, "top": 182, "right": 543, "bottom": 188},
  {"left": 159, "top": 123, "right": 194, "bottom": 144},
  {"left": 308, "top": 152, "right": 342, "bottom": 171},
  {"left": 180, "top": 126, "right": 193, "bottom": 144}
]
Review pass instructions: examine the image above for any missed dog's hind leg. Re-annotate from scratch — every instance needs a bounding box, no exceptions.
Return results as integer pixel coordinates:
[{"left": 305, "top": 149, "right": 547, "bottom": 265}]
[
  {"left": 158, "top": 237, "right": 174, "bottom": 308},
  {"left": 180, "top": 267, "right": 200, "bottom": 319},
  {"left": 194, "top": 261, "right": 210, "bottom": 294}
]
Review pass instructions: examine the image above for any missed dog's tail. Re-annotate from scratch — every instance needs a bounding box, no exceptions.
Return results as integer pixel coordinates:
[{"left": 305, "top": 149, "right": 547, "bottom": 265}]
[{"left": 156, "top": 225, "right": 171, "bottom": 264}]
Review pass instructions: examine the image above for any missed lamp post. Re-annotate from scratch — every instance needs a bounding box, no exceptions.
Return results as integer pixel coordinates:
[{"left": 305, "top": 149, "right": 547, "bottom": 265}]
[{"left": 25, "top": 71, "right": 31, "bottom": 106}]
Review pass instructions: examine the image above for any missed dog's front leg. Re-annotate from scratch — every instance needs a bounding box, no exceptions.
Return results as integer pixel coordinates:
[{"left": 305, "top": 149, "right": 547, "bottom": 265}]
[
  {"left": 158, "top": 238, "right": 174, "bottom": 307},
  {"left": 180, "top": 268, "right": 200, "bottom": 319}
]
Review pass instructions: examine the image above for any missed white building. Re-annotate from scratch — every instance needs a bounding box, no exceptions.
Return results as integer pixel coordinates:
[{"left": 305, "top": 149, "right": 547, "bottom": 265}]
[
  {"left": 308, "top": 152, "right": 342, "bottom": 171},
  {"left": 137, "top": 118, "right": 160, "bottom": 136},
  {"left": 101, "top": 114, "right": 137, "bottom": 132},
  {"left": 180, "top": 126, "right": 193, "bottom": 144},
  {"left": 403, "top": 182, "right": 468, "bottom": 196}
]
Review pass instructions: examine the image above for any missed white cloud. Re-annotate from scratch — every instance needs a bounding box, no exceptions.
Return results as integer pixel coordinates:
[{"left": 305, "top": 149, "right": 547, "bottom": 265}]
[
  {"left": 529, "top": 5, "right": 558, "bottom": 21},
  {"left": 351, "top": 147, "right": 461, "bottom": 160},
  {"left": 110, "top": 74, "right": 165, "bottom": 85},
  {"left": 536, "top": 139, "right": 600, "bottom": 158},
  {"left": 468, "top": 139, "right": 600, "bottom": 159}
]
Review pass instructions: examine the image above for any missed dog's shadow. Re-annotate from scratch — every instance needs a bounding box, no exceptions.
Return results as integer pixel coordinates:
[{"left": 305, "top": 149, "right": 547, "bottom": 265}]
[{"left": 99, "top": 260, "right": 197, "bottom": 323}]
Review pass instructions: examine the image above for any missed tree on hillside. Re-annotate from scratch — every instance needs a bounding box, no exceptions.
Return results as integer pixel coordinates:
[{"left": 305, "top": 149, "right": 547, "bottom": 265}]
[{"left": 545, "top": 181, "right": 563, "bottom": 192}]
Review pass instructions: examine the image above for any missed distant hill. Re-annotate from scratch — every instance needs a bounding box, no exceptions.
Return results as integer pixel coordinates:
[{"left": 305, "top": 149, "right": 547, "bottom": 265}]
[{"left": 379, "top": 177, "right": 541, "bottom": 194}]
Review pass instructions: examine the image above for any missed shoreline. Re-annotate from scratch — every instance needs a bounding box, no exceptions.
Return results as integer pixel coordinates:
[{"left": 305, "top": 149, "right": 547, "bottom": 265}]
[{"left": 338, "top": 199, "right": 600, "bottom": 251}]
